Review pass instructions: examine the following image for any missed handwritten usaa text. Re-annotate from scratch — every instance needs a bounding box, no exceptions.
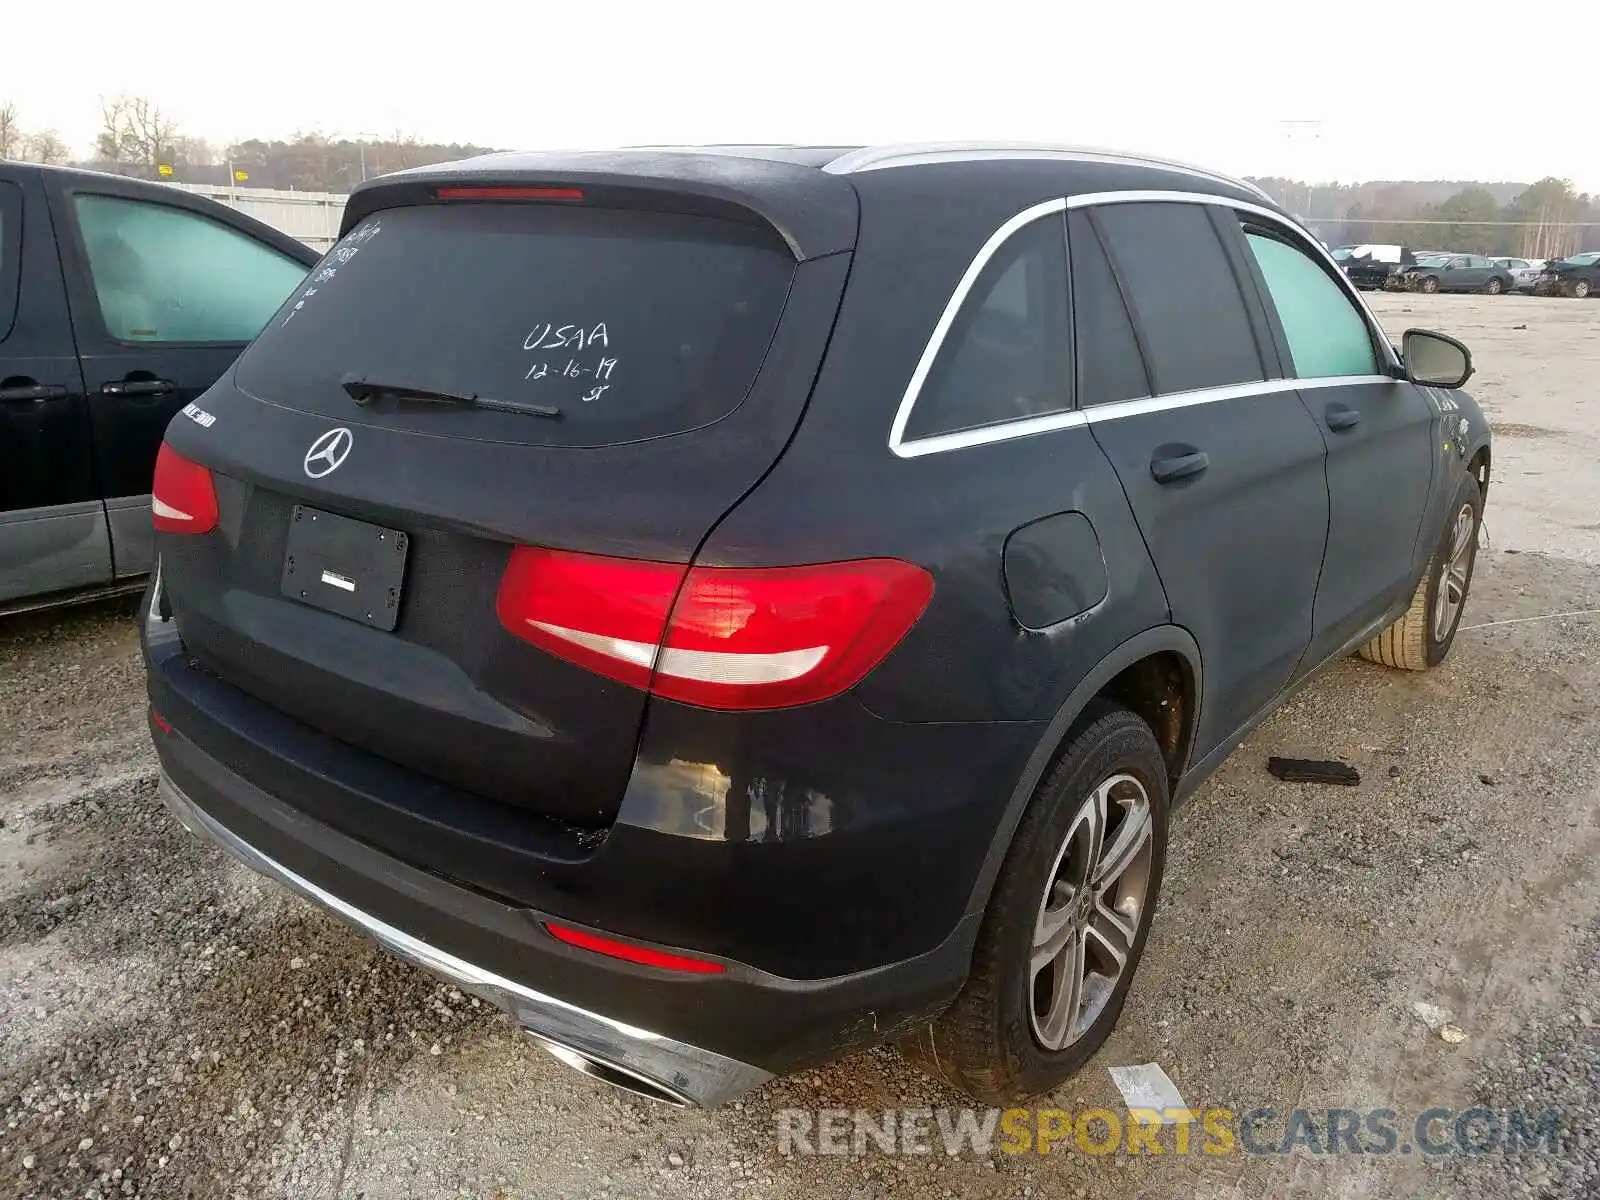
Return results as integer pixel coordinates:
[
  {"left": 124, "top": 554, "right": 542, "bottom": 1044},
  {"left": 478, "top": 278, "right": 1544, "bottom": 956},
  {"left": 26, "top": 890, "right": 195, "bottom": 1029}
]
[{"left": 523, "top": 322, "right": 616, "bottom": 403}]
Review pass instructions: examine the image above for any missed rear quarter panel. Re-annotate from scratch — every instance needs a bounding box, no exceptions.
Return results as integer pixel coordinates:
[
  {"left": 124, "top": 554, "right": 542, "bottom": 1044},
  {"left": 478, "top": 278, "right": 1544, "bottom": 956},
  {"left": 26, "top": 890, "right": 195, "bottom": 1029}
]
[{"left": 699, "top": 162, "right": 1176, "bottom": 725}]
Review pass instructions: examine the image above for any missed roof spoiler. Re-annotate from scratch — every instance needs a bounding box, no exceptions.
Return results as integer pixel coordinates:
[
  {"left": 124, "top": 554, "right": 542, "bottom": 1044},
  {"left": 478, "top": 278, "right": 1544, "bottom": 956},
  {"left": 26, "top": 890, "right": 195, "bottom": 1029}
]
[{"left": 340, "top": 150, "right": 861, "bottom": 261}]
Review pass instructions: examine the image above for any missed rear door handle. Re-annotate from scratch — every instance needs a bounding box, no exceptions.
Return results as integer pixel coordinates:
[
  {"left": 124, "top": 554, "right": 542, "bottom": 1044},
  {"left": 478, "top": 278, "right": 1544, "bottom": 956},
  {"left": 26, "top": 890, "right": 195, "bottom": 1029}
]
[
  {"left": 1325, "top": 404, "right": 1361, "bottom": 432},
  {"left": 1149, "top": 450, "right": 1209, "bottom": 483},
  {"left": 101, "top": 378, "right": 176, "bottom": 398},
  {"left": 0, "top": 382, "right": 69, "bottom": 403}
]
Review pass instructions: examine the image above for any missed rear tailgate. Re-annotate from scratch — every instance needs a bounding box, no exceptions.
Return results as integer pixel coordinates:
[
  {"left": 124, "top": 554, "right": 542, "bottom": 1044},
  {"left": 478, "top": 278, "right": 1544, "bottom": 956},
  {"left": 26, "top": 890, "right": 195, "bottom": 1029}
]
[{"left": 156, "top": 170, "right": 856, "bottom": 828}]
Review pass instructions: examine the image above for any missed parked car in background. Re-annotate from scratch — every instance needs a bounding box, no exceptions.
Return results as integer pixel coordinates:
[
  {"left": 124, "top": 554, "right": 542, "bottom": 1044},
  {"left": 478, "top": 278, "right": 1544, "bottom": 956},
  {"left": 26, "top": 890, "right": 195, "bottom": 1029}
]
[
  {"left": 1491, "top": 257, "right": 1544, "bottom": 293},
  {"left": 1331, "top": 243, "right": 1411, "bottom": 290},
  {"left": 1533, "top": 251, "right": 1600, "bottom": 298},
  {"left": 1391, "top": 254, "right": 1515, "bottom": 295},
  {"left": 144, "top": 141, "right": 1492, "bottom": 1107},
  {"left": 0, "top": 164, "right": 318, "bottom": 614}
]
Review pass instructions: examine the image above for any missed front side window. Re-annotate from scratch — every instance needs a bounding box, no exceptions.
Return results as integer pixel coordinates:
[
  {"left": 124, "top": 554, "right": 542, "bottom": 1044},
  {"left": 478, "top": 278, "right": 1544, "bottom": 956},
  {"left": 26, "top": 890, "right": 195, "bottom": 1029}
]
[
  {"left": 1244, "top": 228, "right": 1379, "bottom": 379},
  {"left": 901, "top": 215, "right": 1071, "bottom": 441},
  {"left": 1089, "top": 202, "right": 1264, "bottom": 395},
  {"left": 74, "top": 194, "right": 308, "bottom": 343}
]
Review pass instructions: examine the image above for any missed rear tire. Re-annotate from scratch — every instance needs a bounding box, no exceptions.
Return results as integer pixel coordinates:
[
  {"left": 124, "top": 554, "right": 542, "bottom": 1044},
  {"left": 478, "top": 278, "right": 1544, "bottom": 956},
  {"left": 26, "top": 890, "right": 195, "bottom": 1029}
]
[
  {"left": 898, "top": 705, "right": 1168, "bottom": 1104},
  {"left": 1359, "top": 473, "right": 1483, "bottom": 671},
  {"left": 1420, "top": 276, "right": 1440, "bottom": 294},
  {"left": 1483, "top": 277, "right": 1504, "bottom": 295}
]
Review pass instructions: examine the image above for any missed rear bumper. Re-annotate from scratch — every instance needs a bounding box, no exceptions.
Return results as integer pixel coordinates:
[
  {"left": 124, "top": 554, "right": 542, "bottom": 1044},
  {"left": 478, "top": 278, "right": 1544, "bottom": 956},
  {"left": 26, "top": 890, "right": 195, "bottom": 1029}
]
[
  {"left": 158, "top": 770, "right": 766, "bottom": 1107},
  {"left": 141, "top": 568, "right": 1015, "bottom": 1097}
]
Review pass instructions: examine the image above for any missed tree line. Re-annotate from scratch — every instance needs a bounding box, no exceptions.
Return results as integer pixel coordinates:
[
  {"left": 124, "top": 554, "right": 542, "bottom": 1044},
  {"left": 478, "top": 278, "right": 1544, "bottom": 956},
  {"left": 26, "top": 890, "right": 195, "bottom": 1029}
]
[
  {"left": 3, "top": 95, "right": 1595, "bottom": 258},
  {"left": 1251, "top": 177, "right": 1596, "bottom": 259},
  {"left": 0, "top": 95, "right": 496, "bottom": 191}
]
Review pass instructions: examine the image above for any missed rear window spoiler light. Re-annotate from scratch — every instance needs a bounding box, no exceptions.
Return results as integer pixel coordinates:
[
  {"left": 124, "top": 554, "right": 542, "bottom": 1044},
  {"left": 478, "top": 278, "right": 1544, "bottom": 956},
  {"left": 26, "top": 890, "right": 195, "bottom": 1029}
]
[{"left": 341, "top": 151, "right": 860, "bottom": 262}]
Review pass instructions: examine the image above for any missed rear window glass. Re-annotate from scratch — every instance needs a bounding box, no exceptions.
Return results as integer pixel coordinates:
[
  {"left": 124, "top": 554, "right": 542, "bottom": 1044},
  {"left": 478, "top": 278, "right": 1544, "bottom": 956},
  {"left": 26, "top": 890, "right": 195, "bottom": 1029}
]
[{"left": 234, "top": 203, "right": 796, "bottom": 447}]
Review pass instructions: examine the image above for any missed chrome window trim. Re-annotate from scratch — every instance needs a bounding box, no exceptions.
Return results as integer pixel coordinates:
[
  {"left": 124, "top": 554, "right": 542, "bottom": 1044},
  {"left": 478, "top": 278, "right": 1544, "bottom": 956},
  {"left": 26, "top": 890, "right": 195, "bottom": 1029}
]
[
  {"left": 887, "top": 198, "right": 1068, "bottom": 456},
  {"left": 894, "top": 409, "right": 1089, "bottom": 459},
  {"left": 888, "top": 189, "right": 1400, "bottom": 459},
  {"left": 1081, "top": 374, "right": 1398, "bottom": 425}
]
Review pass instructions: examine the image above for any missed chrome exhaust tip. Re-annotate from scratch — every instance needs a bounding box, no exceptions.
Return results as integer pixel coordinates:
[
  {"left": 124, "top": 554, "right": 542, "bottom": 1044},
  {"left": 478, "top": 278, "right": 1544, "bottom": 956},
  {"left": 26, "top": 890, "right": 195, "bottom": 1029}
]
[{"left": 527, "top": 1033, "right": 695, "bottom": 1107}]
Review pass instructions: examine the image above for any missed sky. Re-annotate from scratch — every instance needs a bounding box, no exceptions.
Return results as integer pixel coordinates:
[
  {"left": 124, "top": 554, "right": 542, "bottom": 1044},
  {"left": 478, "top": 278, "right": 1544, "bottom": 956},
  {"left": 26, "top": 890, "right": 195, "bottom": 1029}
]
[{"left": 7, "top": 0, "right": 1599, "bottom": 192}]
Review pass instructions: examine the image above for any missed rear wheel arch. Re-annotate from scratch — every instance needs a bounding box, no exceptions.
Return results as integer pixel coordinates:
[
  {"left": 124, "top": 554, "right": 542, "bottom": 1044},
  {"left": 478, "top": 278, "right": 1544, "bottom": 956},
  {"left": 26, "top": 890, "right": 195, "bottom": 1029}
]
[
  {"left": 1468, "top": 444, "right": 1491, "bottom": 498},
  {"left": 960, "top": 626, "right": 1202, "bottom": 932}
]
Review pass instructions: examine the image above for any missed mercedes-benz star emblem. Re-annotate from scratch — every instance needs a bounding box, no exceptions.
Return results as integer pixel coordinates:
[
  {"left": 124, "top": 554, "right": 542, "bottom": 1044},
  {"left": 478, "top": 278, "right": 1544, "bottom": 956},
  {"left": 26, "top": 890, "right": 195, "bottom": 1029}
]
[{"left": 303, "top": 428, "right": 353, "bottom": 479}]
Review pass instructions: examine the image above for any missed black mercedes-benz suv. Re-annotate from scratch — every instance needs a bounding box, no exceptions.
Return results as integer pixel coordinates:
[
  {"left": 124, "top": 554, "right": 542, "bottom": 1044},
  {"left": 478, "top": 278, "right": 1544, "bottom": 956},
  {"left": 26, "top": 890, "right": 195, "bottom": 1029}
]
[{"left": 142, "top": 143, "right": 1492, "bottom": 1107}]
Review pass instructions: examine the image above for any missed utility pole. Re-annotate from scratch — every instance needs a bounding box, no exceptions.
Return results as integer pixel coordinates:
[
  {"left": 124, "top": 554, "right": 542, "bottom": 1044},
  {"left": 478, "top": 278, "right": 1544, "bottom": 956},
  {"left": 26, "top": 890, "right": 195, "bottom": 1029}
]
[{"left": 1281, "top": 119, "right": 1324, "bottom": 226}]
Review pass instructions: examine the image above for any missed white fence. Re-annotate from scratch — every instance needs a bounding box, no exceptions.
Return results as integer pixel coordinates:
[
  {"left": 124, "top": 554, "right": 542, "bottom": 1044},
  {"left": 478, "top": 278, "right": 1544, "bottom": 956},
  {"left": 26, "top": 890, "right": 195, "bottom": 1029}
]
[{"left": 166, "top": 182, "right": 349, "bottom": 250}]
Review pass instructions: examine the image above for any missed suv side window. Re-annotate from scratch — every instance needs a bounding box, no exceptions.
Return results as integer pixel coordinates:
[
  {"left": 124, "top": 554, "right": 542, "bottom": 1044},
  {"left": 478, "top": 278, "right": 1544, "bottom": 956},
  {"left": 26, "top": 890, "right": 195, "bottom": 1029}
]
[
  {"left": 902, "top": 215, "right": 1071, "bottom": 441},
  {"left": 1243, "top": 227, "right": 1379, "bottom": 378},
  {"left": 1066, "top": 209, "right": 1151, "bottom": 407},
  {"left": 1089, "top": 202, "right": 1264, "bottom": 394},
  {"left": 0, "top": 182, "right": 20, "bottom": 343},
  {"left": 73, "top": 193, "right": 308, "bottom": 344}
]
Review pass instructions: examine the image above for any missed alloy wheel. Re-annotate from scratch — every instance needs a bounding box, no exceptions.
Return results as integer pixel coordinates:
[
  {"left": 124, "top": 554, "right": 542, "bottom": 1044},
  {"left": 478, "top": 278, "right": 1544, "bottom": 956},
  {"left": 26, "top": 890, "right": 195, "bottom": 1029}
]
[
  {"left": 1433, "top": 502, "right": 1476, "bottom": 642},
  {"left": 1028, "top": 773, "right": 1155, "bottom": 1051}
]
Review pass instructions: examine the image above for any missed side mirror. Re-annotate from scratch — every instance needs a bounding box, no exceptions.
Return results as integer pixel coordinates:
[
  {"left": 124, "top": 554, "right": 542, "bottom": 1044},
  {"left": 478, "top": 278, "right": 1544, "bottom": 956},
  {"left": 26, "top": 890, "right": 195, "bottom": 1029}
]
[{"left": 1402, "top": 329, "right": 1474, "bottom": 389}]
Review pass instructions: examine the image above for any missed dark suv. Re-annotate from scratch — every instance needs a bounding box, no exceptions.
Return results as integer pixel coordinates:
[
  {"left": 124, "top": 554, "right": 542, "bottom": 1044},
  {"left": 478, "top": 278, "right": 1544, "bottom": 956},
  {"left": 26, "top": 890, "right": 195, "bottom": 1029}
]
[
  {"left": 1, "top": 164, "right": 315, "bottom": 614},
  {"left": 142, "top": 144, "right": 1491, "bottom": 1107}
]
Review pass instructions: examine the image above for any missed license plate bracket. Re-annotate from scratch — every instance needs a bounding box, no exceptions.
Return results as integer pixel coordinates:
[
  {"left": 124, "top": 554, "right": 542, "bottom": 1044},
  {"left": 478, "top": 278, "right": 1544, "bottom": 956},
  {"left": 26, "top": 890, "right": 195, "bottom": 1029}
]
[{"left": 281, "top": 505, "right": 409, "bottom": 631}]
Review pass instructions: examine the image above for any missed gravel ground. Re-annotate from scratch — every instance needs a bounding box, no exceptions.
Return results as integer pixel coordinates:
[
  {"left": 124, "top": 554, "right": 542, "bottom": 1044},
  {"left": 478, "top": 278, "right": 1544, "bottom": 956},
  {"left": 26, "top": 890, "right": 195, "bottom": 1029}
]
[
  {"left": 1, "top": 293, "right": 1597, "bottom": 1199},
  {"left": 1449, "top": 922, "right": 1597, "bottom": 1200}
]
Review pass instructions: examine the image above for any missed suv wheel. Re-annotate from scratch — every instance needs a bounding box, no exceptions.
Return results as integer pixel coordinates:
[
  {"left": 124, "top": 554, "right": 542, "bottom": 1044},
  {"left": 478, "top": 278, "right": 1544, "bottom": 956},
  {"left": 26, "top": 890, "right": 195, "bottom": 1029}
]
[
  {"left": 1359, "top": 474, "right": 1483, "bottom": 671},
  {"left": 899, "top": 705, "right": 1168, "bottom": 1103}
]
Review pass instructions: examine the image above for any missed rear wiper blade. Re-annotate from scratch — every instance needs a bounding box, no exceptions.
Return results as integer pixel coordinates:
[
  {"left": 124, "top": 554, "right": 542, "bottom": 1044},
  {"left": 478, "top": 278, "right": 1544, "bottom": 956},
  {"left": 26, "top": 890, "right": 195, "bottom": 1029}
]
[{"left": 339, "top": 374, "right": 561, "bottom": 419}]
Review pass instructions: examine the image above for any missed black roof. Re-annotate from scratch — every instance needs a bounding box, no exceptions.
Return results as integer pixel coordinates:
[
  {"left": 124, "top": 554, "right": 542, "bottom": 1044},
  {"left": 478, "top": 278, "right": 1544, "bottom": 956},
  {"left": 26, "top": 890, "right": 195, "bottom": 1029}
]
[{"left": 343, "top": 142, "right": 1280, "bottom": 261}]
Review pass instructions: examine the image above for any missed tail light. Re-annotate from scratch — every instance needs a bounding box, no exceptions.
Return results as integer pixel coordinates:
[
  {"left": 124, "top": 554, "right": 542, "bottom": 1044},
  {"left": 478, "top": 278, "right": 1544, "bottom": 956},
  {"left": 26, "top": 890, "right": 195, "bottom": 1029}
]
[
  {"left": 496, "top": 548, "right": 933, "bottom": 711},
  {"left": 151, "top": 443, "right": 218, "bottom": 534}
]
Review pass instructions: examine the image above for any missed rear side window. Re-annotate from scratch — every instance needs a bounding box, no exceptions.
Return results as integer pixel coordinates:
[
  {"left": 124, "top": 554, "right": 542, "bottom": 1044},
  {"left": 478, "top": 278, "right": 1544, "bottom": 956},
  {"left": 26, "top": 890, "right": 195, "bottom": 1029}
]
[
  {"left": 0, "top": 181, "right": 19, "bottom": 343},
  {"left": 236, "top": 203, "right": 797, "bottom": 448},
  {"left": 901, "top": 215, "right": 1071, "bottom": 442},
  {"left": 1089, "top": 202, "right": 1264, "bottom": 395},
  {"left": 74, "top": 194, "right": 308, "bottom": 343},
  {"left": 1066, "top": 210, "right": 1151, "bottom": 407},
  {"left": 1244, "top": 230, "right": 1379, "bottom": 378}
]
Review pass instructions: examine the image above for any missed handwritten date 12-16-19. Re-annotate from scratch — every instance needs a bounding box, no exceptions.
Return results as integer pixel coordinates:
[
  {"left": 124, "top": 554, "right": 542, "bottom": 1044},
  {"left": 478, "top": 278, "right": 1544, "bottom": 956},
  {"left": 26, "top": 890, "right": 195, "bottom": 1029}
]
[{"left": 523, "top": 322, "right": 616, "bottom": 403}]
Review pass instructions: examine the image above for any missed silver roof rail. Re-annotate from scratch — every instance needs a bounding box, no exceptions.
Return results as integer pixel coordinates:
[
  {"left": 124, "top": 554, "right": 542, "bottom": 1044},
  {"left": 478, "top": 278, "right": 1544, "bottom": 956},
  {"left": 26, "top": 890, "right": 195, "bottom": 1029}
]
[{"left": 821, "top": 142, "right": 1275, "bottom": 205}]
